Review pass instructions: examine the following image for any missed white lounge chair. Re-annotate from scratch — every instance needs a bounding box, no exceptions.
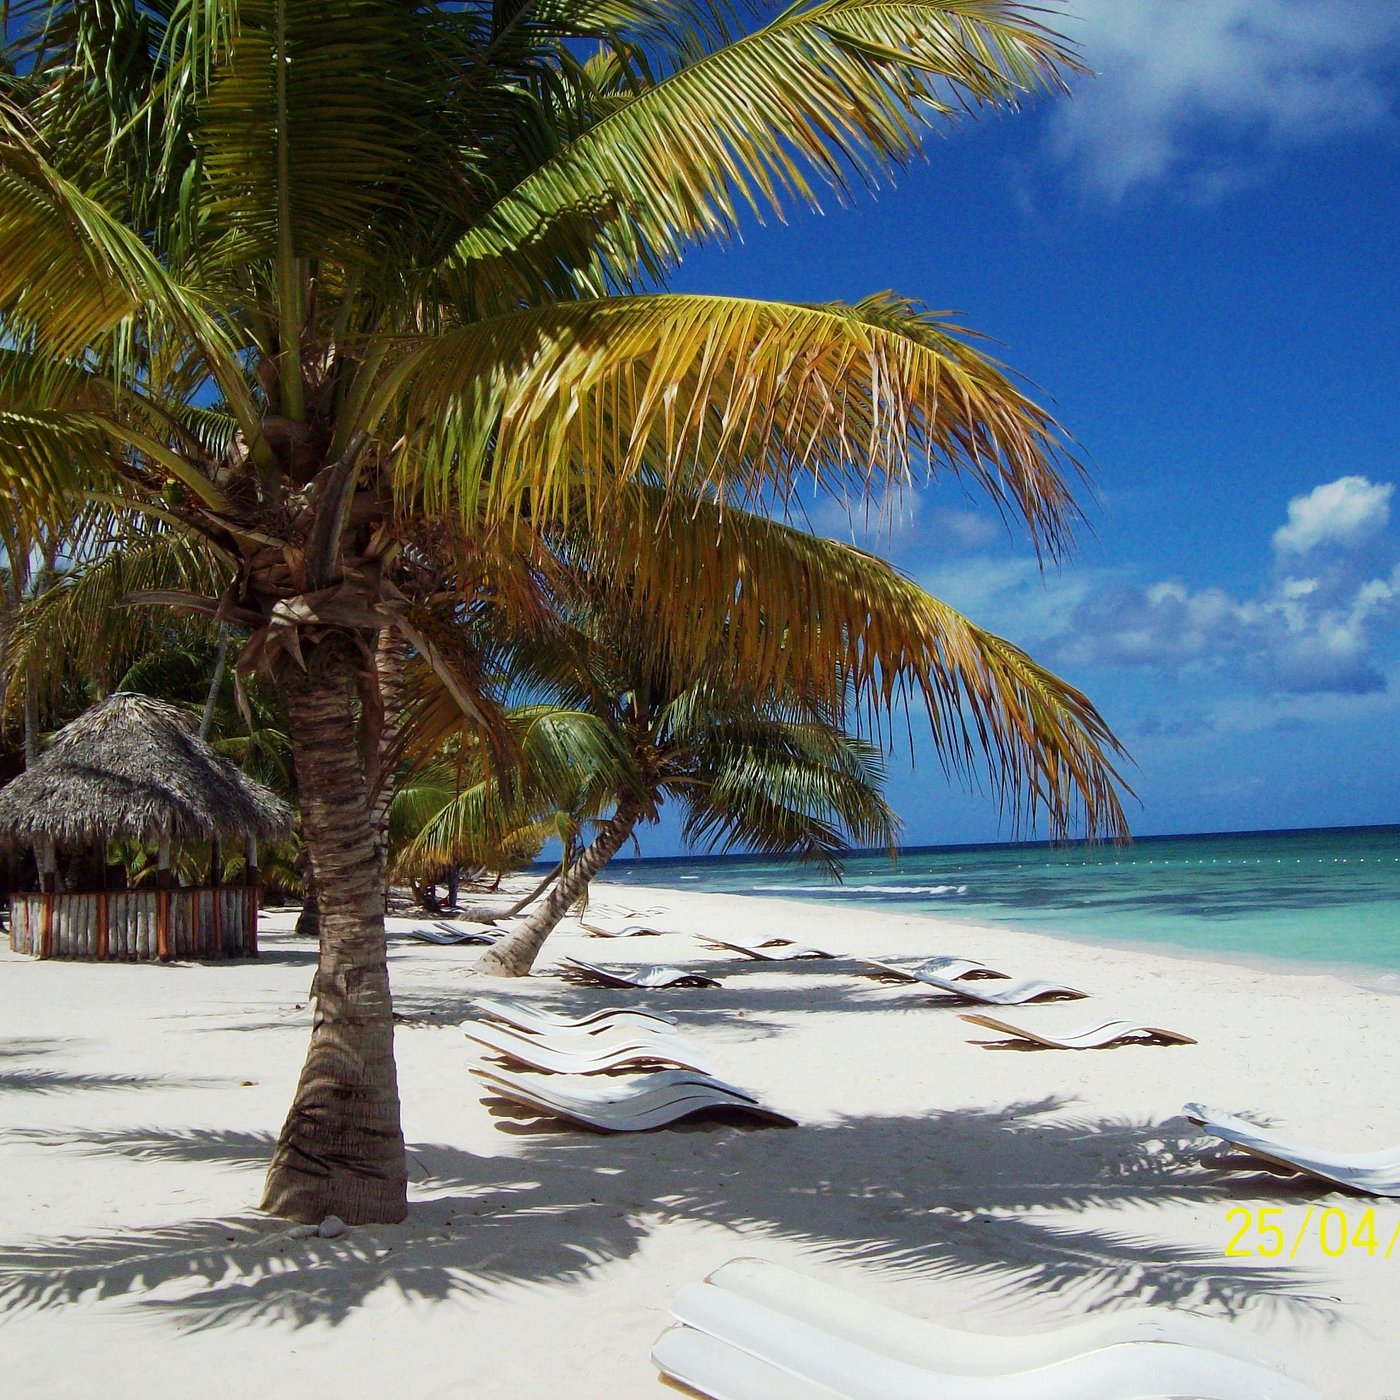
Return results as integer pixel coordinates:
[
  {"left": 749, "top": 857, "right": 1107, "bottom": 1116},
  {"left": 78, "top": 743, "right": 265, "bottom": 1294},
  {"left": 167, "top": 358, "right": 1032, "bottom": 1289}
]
[
  {"left": 682, "top": 1257, "right": 1314, "bottom": 1381},
  {"left": 402, "top": 922, "right": 499, "bottom": 946},
  {"left": 961, "top": 1014, "right": 1197, "bottom": 1049},
  {"left": 470, "top": 995, "right": 679, "bottom": 1037},
  {"left": 699, "top": 935, "right": 832, "bottom": 961},
  {"left": 836, "top": 953, "right": 1010, "bottom": 983},
  {"left": 914, "top": 973, "right": 1086, "bottom": 1005},
  {"left": 655, "top": 1266, "right": 1317, "bottom": 1399},
  {"left": 1185, "top": 1103, "right": 1400, "bottom": 1196},
  {"left": 557, "top": 956, "right": 719, "bottom": 989},
  {"left": 651, "top": 1322, "right": 1318, "bottom": 1400},
  {"left": 472, "top": 1067, "right": 794, "bottom": 1132},
  {"left": 464, "top": 1013, "right": 685, "bottom": 1053},
  {"left": 461, "top": 1019, "right": 717, "bottom": 1075},
  {"left": 580, "top": 916, "right": 666, "bottom": 937},
  {"left": 476, "top": 1061, "right": 760, "bottom": 1105},
  {"left": 653, "top": 1326, "right": 839, "bottom": 1399}
]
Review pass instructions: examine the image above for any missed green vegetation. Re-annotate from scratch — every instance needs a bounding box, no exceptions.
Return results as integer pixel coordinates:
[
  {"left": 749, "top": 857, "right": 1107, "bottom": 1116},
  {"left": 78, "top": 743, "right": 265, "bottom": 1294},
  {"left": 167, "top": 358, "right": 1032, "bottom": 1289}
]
[{"left": 0, "top": 0, "right": 1127, "bottom": 1224}]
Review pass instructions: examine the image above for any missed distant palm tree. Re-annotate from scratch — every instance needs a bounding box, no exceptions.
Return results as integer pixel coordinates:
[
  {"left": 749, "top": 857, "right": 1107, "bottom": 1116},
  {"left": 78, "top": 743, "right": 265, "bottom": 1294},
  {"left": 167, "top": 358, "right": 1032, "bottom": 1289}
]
[
  {"left": 449, "top": 577, "right": 901, "bottom": 976},
  {"left": 0, "top": 1, "right": 1126, "bottom": 1223},
  {"left": 386, "top": 717, "right": 594, "bottom": 903}
]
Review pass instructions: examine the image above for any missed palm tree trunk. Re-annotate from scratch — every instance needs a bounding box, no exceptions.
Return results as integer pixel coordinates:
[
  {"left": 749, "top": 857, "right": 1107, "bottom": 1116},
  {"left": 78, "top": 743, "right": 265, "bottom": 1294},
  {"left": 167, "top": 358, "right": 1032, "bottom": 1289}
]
[
  {"left": 296, "top": 871, "right": 320, "bottom": 938},
  {"left": 502, "top": 862, "right": 561, "bottom": 918},
  {"left": 366, "top": 627, "right": 407, "bottom": 873},
  {"left": 197, "top": 621, "right": 230, "bottom": 740},
  {"left": 261, "top": 638, "right": 407, "bottom": 1225},
  {"left": 474, "top": 798, "right": 642, "bottom": 978}
]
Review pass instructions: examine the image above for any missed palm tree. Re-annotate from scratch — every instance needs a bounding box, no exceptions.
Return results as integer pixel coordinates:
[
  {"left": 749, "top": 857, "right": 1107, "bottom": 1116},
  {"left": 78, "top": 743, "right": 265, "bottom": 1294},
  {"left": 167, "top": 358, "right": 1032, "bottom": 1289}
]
[
  {"left": 386, "top": 720, "right": 592, "bottom": 905},
  {"left": 454, "top": 580, "right": 901, "bottom": 975},
  {"left": 0, "top": 1, "right": 1127, "bottom": 1224}
]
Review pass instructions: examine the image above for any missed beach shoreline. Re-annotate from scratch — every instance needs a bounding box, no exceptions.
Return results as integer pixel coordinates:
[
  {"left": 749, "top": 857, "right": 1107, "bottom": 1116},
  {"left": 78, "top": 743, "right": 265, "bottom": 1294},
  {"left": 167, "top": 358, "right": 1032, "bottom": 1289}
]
[
  {"left": 628, "top": 880, "right": 1400, "bottom": 995},
  {"left": 1, "top": 878, "right": 1397, "bottom": 1396}
]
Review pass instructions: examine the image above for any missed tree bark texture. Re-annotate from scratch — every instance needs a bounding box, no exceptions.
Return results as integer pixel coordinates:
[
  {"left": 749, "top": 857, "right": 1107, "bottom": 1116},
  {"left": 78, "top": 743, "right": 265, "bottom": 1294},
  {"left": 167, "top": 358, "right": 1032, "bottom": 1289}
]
[
  {"left": 261, "top": 637, "right": 407, "bottom": 1224},
  {"left": 198, "top": 621, "right": 230, "bottom": 740},
  {"left": 503, "top": 862, "right": 561, "bottom": 918},
  {"left": 296, "top": 872, "right": 320, "bottom": 938},
  {"left": 473, "top": 799, "right": 642, "bottom": 978},
  {"left": 366, "top": 627, "right": 408, "bottom": 870}
]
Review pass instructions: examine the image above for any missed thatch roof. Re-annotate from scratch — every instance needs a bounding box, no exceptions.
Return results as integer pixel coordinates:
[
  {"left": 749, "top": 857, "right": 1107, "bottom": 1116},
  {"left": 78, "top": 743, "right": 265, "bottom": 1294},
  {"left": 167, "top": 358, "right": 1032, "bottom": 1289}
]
[{"left": 0, "top": 692, "right": 295, "bottom": 848}]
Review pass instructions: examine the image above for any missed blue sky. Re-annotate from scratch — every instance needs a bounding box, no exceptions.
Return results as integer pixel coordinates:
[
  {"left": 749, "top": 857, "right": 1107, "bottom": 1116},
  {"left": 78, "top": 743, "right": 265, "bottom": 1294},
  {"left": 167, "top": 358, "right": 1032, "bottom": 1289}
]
[{"left": 640, "top": 0, "right": 1400, "bottom": 856}]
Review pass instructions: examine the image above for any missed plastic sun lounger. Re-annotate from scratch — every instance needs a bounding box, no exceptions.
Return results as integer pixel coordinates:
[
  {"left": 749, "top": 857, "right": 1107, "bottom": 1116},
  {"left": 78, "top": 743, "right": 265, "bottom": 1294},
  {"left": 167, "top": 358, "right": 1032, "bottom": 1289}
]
[
  {"left": 461, "top": 1020, "right": 718, "bottom": 1075},
  {"left": 473, "top": 1071, "right": 767, "bottom": 1126},
  {"left": 1185, "top": 1103, "right": 1400, "bottom": 1196},
  {"left": 557, "top": 957, "right": 719, "bottom": 989},
  {"left": 477, "top": 1086, "right": 795, "bottom": 1134},
  {"left": 698, "top": 936, "right": 833, "bottom": 961},
  {"left": 656, "top": 1272, "right": 1317, "bottom": 1400},
  {"left": 475, "top": 1061, "right": 761, "bottom": 1105},
  {"left": 471, "top": 1068, "right": 794, "bottom": 1132},
  {"left": 580, "top": 917, "right": 666, "bottom": 937},
  {"left": 464, "top": 1013, "right": 687, "bottom": 1053},
  {"left": 913, "top": 973, "right": 1086, "bottom": 1005},
  {"left": 652, "top": 1326, "right": 839, "bottom": 1400},
  {"left": 681, "top": 1257, "right": 1315, "bottom": 1384},
  {"left": 470, "top": 995, "right": 679, "bottom": 1037},
  {"left": 650, "top": 1321, "right": 1319, "bottom": 1400},
  {"left": 836, "top": 954, "right": 1010, "bottom": 983},
  {"left": 960, "top": 1014, "right": 1197, "bottom": 1049},
  {"left": 401, "top": 923, "right": 499, "bottom": 946}
]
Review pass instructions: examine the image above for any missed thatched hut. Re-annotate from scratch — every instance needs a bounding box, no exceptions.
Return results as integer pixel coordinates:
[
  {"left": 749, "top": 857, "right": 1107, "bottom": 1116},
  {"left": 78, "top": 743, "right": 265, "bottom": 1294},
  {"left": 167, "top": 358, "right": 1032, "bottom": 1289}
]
[{"left": 0, "top": 692, "right": 294, "bottom": 962}]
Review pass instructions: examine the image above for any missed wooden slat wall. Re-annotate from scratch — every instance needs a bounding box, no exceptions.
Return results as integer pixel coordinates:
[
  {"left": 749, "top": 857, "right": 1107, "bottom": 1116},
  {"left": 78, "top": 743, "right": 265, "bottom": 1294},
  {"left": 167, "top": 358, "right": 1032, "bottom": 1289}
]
[{"left": 6, "top": 888, "right": 257, "bottom": 961}]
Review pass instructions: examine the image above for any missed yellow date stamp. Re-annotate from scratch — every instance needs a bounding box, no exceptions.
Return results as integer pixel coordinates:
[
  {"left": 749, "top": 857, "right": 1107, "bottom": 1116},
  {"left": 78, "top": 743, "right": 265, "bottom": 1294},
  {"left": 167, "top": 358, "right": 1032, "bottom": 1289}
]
[{"left": 1224, "top": 1206, "right": 1400, "bottom": 1259}]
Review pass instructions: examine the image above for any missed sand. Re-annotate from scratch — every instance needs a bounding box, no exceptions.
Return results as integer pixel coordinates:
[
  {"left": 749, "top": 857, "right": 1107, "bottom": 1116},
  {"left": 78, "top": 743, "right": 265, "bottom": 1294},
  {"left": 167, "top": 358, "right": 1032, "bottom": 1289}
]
[{"left": 1, "top": 880, "right": 1397, "bottom": 1397}]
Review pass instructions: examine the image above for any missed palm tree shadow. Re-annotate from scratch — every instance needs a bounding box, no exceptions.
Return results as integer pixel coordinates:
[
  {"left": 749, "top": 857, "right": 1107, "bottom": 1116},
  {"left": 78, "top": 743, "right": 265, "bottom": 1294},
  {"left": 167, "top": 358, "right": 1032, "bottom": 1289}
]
[
  {"left": 0, "top": 1100, "right": 1339, "bottom": 1334},
  {"left": 0, "top": 1070, "right": 214, "bottom": 1095},
  {"left": 0, "top": 1037, "right": 60, "bottom": 1059}
]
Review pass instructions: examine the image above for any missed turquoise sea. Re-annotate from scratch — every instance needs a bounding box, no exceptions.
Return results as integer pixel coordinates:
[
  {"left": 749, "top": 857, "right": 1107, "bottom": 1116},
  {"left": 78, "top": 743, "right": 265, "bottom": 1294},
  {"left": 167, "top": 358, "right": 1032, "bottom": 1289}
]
[{"left": 604, "top": 825, "right": 1400, "bottom": 978}]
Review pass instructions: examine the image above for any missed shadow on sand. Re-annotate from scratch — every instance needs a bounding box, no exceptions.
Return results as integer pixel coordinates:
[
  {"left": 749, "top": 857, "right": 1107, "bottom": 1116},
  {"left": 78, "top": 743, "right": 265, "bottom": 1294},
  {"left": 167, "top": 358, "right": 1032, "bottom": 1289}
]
[{"left": 0, "top": 1095, "right": 1338, "bottom": 1334}]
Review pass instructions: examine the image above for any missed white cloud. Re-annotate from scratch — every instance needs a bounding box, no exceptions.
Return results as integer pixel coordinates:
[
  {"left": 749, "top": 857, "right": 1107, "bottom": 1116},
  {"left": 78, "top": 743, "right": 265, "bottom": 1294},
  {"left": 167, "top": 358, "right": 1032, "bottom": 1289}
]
[
  {"left": 918, "top": 556, "right": 1104, "bottom": 645},
  {"left": 1055, "top": 563, "right": 1400, "bottom": 695},
  {"left": 1207, "top": 668, "right": 1400, "bottom": 733},
  {"left": 939, "top": 477, "right": 1400, "bottom": 697},
  {"left": 928, "top": 507, "right": 1001, "bottom": 552},
  {"left": 1048, "top": 0, "right": 1400, "bottom": 199},
  {"left": 808, "top": 486, "right": 922, "bottom": 548},
  {"left": 1272, "top": 475, "right": 1393, "bottom": 554}
]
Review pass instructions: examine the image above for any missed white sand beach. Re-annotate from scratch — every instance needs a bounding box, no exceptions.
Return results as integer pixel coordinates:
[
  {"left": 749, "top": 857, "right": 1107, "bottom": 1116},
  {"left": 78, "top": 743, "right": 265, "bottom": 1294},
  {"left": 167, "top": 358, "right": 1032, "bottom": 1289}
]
[{"left": 2, "top": 881, "right": 1398, "bottom": 1397}]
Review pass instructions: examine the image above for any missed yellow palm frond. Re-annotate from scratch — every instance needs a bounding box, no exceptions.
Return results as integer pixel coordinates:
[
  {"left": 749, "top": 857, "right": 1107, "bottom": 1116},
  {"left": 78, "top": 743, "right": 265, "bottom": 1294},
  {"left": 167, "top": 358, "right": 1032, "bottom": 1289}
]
[
  {"left": 387, "top": 290, "right": 1079, "bottom": 554},
  {"left": 560, "top": 490, "right": 1131, "bottom": 839}
]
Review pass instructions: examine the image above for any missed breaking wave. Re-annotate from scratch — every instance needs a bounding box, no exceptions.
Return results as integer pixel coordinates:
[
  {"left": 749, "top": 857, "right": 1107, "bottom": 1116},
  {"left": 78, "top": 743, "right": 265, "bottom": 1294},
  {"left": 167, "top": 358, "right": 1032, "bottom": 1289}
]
[{"left": 751, "top": 883, "right": 969, "bottom": 896}]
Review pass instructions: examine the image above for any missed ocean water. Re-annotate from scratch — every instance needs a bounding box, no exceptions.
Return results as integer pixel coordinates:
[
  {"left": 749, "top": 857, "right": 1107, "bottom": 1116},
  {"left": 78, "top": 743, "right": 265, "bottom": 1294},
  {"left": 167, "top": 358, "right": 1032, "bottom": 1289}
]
[{"left": 604, "top": 825, "right": 1400, "bottom": 977}]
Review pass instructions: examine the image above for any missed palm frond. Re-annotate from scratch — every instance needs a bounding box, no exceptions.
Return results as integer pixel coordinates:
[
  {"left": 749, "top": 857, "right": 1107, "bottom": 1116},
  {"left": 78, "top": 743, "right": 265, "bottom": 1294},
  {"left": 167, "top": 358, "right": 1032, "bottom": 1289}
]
[
  {"left": 562, "top": 491, "right": 1130, "bottom": 839},
  {"left": 678, "top": 719, "right": 900, "bottom": 873},
  {"left": 0, "top": 100, "right": 258, "bottom": 441},
  {"left": 454, "top": 0, "right": 1079, "bottom": 286},
  {"left": 3, "top": 524, "right": 232, "bottom": 712},
  {"left": 387, "top": 290, "right": 1080, "bottom": 556}
]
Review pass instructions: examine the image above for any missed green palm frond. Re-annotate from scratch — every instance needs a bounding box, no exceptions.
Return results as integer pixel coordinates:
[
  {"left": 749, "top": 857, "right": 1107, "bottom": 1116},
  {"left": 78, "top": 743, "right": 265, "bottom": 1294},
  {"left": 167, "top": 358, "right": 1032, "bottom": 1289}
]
[
  {"left": 678, "top": 724, "right": 900, "bottom": 872},
  {"left": 0, "top": 109, "right": 256, "bottom": 437},
  {"left": 197, "top": 1, "right": 460, "bottom": 261},
  {"left": 390, "top": 698, "right": 636, "bottom": 879},
  {"left": 510, "top": 703, "right": 641, "bottom": 806},
  {"left": 455, "top": 0, "right": 1079, "bottom": 286},
  {"left": 390, "top": 779, "right": 555, "bottom": 878},
  {"left": 3, "top": 525, "right": 232, "bottom": 711}
]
